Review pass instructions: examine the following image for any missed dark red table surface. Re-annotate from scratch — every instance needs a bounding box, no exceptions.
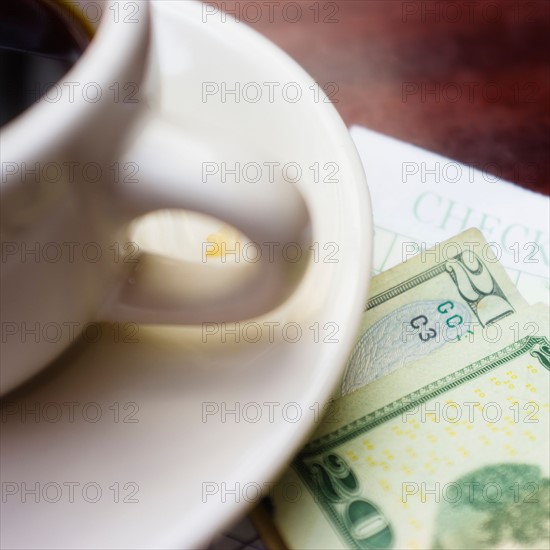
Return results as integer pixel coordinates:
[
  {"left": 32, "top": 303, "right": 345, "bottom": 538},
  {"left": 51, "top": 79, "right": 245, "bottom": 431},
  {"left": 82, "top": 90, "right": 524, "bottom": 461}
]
[{"left": 204, "top": 0, "right": 550, "bottom": 195}]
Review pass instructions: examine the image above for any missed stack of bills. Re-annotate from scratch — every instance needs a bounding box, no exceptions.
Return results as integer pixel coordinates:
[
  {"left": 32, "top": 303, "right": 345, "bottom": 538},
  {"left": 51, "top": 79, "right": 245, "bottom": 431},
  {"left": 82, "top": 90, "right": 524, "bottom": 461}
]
[{"left": 259, "top": 228, "right": 549, "bottom": 550}]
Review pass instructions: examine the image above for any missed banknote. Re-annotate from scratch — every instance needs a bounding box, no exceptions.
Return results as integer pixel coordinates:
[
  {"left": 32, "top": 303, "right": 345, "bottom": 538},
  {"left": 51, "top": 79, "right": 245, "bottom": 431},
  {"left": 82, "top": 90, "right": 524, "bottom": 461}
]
[
  {"left": 271, "top": 305, "right": 550, "bottom": 549},
  {"left": 341, "top": 228, "right": 527, "bottom": 395}
]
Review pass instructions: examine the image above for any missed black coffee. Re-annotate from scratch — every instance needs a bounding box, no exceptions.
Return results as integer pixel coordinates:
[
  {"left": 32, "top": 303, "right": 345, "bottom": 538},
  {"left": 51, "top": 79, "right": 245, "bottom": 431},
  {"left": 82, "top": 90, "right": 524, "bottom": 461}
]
[{"left": 0, "top": 0, "right": 92, "bottom": 127}]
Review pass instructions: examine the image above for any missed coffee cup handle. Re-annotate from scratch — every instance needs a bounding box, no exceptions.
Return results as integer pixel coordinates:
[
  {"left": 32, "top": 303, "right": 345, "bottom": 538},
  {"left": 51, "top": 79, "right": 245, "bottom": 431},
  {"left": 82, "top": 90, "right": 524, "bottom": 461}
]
[{"left": 98, "top": 116, "right": 311, "bottom": 324}]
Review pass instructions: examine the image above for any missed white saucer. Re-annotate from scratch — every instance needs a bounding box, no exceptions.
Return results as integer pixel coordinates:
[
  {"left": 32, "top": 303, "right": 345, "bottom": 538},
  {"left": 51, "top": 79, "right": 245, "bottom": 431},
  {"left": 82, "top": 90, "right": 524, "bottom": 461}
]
[{"left": 0, "top": 2, "right": 372, "bottom": 548}]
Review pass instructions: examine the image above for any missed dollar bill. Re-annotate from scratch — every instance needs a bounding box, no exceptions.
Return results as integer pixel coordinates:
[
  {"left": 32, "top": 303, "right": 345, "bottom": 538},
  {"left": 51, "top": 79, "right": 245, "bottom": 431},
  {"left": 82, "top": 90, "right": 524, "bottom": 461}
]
[
  {"left": 341, "top": 228, "right": 527, "bottom": 395},
  {"left": 271, "top": 305, "right": 550, "bottom": 549}
]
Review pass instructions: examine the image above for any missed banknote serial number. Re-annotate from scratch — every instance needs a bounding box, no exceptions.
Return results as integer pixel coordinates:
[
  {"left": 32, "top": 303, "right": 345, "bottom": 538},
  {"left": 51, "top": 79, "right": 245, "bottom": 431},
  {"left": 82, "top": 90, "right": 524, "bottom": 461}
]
[{"left": 403, "top": 303, "right": 539, "bottom": 344}]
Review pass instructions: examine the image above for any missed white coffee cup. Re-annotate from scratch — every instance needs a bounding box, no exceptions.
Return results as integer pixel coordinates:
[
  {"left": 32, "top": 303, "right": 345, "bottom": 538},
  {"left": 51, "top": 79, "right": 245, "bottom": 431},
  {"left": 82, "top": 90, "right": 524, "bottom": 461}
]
[{"left": 0, "top": 0, "right": 311, "bottom": 396}]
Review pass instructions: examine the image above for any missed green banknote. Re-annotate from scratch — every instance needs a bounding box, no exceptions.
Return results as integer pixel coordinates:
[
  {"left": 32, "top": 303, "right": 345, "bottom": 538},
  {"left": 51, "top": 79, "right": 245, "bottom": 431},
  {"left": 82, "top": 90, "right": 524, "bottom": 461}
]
[
  {"left": 272, "top": 305, "right": 550, "bottom": 549},
  {"left": 341, "top": 228, "right": 527, "bottom": 395}
]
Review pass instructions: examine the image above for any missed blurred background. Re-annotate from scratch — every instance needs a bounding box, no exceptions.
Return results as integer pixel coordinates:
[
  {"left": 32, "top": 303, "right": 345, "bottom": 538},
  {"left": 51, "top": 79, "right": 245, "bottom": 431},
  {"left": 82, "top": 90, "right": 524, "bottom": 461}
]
[{"left": 204, "top": 0, "right": 549, "bottom": 193}]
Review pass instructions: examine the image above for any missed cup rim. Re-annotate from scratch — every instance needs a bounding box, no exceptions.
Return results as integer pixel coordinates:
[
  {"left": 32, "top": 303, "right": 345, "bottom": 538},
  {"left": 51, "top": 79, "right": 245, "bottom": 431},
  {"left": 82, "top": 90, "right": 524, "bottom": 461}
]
[{"left": 1, "top": 0, "right": 150, "bottom": 181}]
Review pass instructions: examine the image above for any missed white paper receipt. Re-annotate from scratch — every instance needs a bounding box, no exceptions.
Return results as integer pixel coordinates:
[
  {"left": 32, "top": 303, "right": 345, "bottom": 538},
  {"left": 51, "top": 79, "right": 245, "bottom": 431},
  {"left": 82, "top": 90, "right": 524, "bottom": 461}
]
[{"left": 351, "top": 125, "right": 550, "bottom": 305}]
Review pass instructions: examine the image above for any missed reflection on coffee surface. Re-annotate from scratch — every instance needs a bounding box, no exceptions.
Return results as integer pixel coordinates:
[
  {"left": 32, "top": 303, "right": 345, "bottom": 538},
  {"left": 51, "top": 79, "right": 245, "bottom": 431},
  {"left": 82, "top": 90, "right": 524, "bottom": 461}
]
[{"left": 0, "top": 0, "right": 92, "bottom": 127}]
